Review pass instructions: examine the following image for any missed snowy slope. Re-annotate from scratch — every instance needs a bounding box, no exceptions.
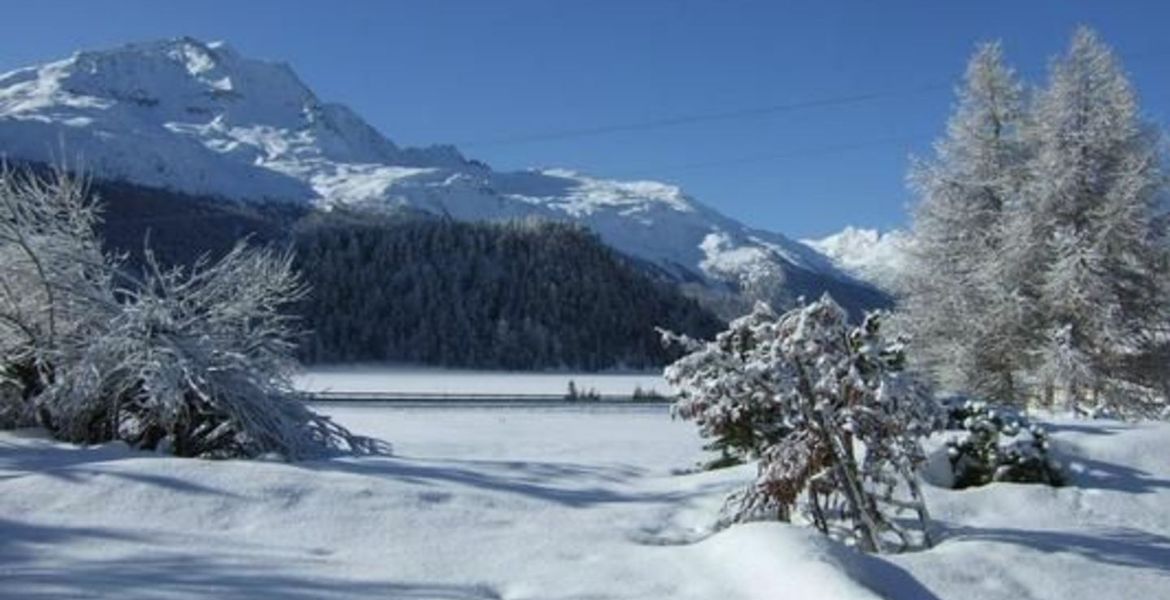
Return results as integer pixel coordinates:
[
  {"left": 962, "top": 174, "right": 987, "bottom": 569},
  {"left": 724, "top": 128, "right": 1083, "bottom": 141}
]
[
  {"left": 2, "top": 407, "right": 1168, "bottom": 599},
  {"left": 802, "top": 226, "right": 912, "bottom": 292},
  {"left": 0, "top": 37, "right": 866, "bottom": 299}
]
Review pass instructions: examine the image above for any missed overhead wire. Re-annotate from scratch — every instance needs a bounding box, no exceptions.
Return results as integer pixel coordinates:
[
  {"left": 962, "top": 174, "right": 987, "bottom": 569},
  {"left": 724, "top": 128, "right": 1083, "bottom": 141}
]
[
  {"left": 457, "top": 82, "right": 950, "bottom": 148},
  {"left": 456, "top": 45, "right": 1170, "bottom": 151}
]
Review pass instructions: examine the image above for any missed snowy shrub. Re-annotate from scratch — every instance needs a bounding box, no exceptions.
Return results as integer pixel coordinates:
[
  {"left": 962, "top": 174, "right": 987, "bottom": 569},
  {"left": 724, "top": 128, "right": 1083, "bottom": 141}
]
[
  {"left": 665, "top": 295, "right": 939, "bottom": 553},
  {"left": 0, "top": 166, "right": 384, "bottom": 459},
  {"left": 942, "top": 399, "right": 1062, "bottom": 488},
  {"left": 41, "top": 245, "right": 385, "bottom": 458},
  {"left": 0, "top": 167, "right": 108, "bottom": 431},
  {"left": 662, "top": 303, "right": 793, "bottom": 469}
]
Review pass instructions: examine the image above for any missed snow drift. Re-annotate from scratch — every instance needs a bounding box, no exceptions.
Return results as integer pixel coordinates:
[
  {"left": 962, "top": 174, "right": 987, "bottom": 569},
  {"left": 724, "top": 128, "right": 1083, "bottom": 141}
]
[{"left": 2, "top": 405, "right": 1168, "bottom": 599}]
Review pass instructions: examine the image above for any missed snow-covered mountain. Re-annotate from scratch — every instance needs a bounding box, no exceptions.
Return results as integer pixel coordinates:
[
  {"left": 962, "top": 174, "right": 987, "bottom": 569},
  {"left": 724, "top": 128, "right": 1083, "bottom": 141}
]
[
  {"left": 801, "top": 227, "right": 911, "bottom": 292},
  {"left": 0, "top": 37, "right": 880, "bottom": 308}
]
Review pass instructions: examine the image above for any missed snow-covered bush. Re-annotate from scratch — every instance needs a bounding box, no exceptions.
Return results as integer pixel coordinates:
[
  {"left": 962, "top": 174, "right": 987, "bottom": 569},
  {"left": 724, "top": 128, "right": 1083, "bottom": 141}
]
[
  {"left": 0, "top": 167, "right": 109, "bottom": 431},
  {"left": 665, "top": 295, "right": 939, "bottom": 553},
  {"left": 942, "top": 399, "right": 1062, "bottom": 489},
  {"left": 42, "top": 245, "right": 385, "bottom": 458},
  {"left": 0, "top": 166, "right": 384, "bottom": 459},
  {"left": 662, "top": 303, "right": 793, "bottom": 469}
]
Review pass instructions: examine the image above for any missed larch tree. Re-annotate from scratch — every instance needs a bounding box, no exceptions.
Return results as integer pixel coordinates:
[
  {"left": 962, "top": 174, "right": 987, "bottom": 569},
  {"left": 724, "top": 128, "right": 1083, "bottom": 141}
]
[
  {"left": 1026, "top": 27, "right": 1167, "bottom": 414},
  {"left": 901, "top": 41, "right": 1031, "bottom": 403}
]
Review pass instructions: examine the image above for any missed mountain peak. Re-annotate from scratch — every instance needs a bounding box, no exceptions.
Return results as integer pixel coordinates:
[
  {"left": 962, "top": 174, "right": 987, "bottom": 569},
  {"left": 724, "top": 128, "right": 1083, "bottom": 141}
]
[
  {"left": 55, "top": 36, "right": 318, "bottom": 125},
  {"left": 802, "top": 227, "right": 910, "bottom": 291},
  {"left": 0, "top": 37, "right": 480, "bottom": 197},
  {"left": 0, "top": 38, "right": 884, "bottom": 315}
]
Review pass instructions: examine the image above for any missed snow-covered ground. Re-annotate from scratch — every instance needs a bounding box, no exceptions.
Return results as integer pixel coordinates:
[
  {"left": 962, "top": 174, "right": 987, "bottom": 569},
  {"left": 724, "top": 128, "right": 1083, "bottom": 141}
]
[
  {"left": 293, "top": 365, "right": 671, "bottom": 397},
  {"left": 2, "top": 406, "right": 1169, "bottom": 599}
]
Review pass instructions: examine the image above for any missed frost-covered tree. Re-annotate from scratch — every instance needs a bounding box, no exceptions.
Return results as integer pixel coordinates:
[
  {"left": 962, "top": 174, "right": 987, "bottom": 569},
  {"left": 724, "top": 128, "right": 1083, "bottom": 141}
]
[
  {"left": 900, "top": 30, "right": 1170, "bottom": 417},
  {"left": 1026, "top": 28, "right": 1168, "bottom": 414},
  {"left": 901, "top": 41, "right": 1032, "bottom": 403},
  {"left": 293, "top": 214, "right": 722, "bottom": 370},
  {"left": 0, "top": 167, "right": 112, "bottom": 428},
  {"left": 662, "top": 303, "right": 793, "bottom": 468},
  {"left": 0, "top": 166, "right": 383, "bottom": 458},
  {"left": 667, "top": 295, "right": 937, "bottom": 553},
  {"left": 43, "top": 244, "right": 385, "bottom": 458}
]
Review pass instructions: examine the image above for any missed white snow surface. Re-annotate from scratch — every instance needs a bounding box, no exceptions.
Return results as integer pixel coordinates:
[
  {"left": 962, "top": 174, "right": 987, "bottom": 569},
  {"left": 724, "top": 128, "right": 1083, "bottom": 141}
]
[
  {"left": 2, "top": 406, "right": 1169, "bottom": 599},
  {"left": 0, "top": 36, "right": 847, "bottom": 290},
  {"left": 293, "top": 365, "right": 670, "bottom": 397},
  {"left": 802, "top": 226, "right": 912, "bottom": 291}
]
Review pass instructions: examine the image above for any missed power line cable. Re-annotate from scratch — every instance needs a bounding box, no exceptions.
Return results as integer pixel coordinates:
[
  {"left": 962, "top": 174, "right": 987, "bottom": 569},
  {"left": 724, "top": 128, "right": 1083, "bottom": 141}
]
[
  {"left": 614, "top": 87, "right": 1170, "bottom": 178},
  {"left": 458, "top": 82, "right": 949, "bottom": 148},
  {"left": 614, "top": 132, "right": 933, "bottom": 179},
  {"left": 455, "top": 45, "right": 1170, "bottom": 150}
]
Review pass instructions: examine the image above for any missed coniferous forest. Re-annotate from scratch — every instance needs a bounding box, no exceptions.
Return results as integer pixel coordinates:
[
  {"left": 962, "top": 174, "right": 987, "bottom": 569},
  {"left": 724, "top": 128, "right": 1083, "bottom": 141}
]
[
  {"left": 292, "top": 212, "right": 724, "bottom": 369},
  {"left": 81, "top": 178, "right": 724, "bottom": 371}
]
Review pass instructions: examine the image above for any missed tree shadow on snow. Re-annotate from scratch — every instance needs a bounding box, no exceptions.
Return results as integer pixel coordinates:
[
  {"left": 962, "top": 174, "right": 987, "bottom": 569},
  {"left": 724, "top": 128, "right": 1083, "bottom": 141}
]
[
  {"left": 298, "top": 456, "right": 701, "bottom": 508},
  {"left": 0, "top": 434, "right": 135, "bottom": 477},
  {"left": 838, "top": 550, "right": 945, "bottom": 600},
  {"left": 0, "top": 431, "right": 247, "bottom": 497},
  {"left": 0, "top": 519, "right": 502, "bottom": 600},
  {"left": 1043, "top": 422, "right": 1128, "bottom": 436},
  {"left": 940, "top": 523, "right": 1170, "bottom": 573},
  {"left": 451, "top": 457, "right": 646, "bottom": 483},
  {"left": 1060, "top": 454, "right": 1170, "bottom": 494},
  {"left": 0, "top": 517, "right": 147, "bottom": 565}
]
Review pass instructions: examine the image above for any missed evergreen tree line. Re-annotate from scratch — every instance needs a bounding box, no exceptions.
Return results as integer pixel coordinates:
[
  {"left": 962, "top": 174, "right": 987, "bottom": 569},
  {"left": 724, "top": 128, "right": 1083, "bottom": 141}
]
[
  {"left": 71, "top": 174, "right": 723, "bottom": 371},
  {"left": 292, "top": 211, "right": 725, "bottom": 370},
  {"left": 899, "top": 28, "right": 1170, "bottom": 416}
]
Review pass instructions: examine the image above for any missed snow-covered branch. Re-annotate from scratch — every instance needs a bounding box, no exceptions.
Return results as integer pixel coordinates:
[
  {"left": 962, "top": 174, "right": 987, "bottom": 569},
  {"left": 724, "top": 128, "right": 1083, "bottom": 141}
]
[
  {"left": 0, "top": 166, "right": 387, "bottom": 458},
  {"left": 665, "top": 295, "right": 938, "bottom": 553}
]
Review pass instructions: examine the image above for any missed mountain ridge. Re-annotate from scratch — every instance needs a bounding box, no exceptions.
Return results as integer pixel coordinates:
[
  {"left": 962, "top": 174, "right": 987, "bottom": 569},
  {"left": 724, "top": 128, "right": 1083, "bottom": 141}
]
[
  {"left": 0, "top": 36, "right": 886, "bottom": 314},
  {"left": 801, "top": 226, "right": 910, "bottom": 292}
]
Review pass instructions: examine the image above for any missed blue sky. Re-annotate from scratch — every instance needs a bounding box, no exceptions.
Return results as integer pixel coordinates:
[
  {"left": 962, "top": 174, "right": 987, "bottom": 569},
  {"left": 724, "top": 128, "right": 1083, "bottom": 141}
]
[{"left": 1, "top": 1, "right": 1168, "bottom": 238}]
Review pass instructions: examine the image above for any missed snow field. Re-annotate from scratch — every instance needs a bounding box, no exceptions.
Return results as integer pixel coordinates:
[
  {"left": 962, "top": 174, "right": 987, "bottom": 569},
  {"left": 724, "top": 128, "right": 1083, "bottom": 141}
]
[{"left": 1, "top": 406, "right": 1168, "bottom": 599}]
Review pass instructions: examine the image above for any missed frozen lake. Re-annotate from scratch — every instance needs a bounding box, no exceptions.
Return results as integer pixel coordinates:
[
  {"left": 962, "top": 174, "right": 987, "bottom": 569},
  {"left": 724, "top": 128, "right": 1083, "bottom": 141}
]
[{"left": 293, "top": 365, "right": 673, "bottom": 400}]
